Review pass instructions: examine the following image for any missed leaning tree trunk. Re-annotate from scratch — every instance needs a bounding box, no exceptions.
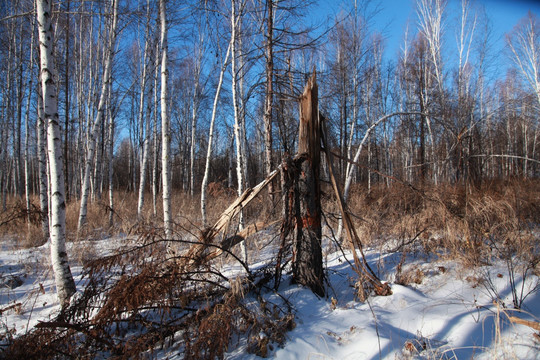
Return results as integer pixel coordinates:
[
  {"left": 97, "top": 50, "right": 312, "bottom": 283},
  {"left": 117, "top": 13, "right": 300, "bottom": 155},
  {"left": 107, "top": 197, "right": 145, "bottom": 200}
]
[
  {"left": 200, "top": 41, "right": 231, "bottom": 227},
  {"left": 291, "top": 73, "right": 324, "bottom": 297},
  {"left": 37, "top": 0, "right": 76, "bottom": 306}
]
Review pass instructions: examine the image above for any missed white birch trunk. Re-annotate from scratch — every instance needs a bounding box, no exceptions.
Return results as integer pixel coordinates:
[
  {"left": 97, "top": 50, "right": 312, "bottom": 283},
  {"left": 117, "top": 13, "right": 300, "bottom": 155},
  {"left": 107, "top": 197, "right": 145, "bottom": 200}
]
[
  {"left": 77, "top": 0, "right": 118, "bottom": 234},
  {"left": 37, "top": 84, "right": 50, "bottom": 241},
  {"left": 152, "top": 41, "right": 160, "bottom": 217},
  {"left": 263, "top": 0, "right": 275, "bottom": 201},
  {"left": 107, "top": 99, "right": 114, "bottom": 228},
  {"left": 189, "top": 94, "right": 197, "bottom": 197},
  {"left": 137, "top": 1, "right": 152, "bottom": 219},
  {"left": 231, "top": 0, "right": 248, "bottom": 264},
  {"left": 200, "top": 41, "right": 231, "bottom": 227},
  {"left": 37, "top": 0, "right": 76, "bottom": 306},
  {"left": 160, "top": 0, "right": 172, "bottom": 239}
]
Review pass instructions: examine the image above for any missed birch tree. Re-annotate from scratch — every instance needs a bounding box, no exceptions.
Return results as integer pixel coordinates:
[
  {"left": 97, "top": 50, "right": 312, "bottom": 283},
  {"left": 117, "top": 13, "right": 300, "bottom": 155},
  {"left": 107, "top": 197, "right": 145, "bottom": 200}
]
[
  {"left": 137, "top": 0, "right": 154, "bottom": 219},
  {"left": 37, "top": 81, "right": 49, "bottom": 241},
  {"left": 36, "top": 0, "right": 76, "bottom": 306},
  {"left": 200, "top": 41, "right": 231, "bottom": 227},
  {"left": 507, "top": 12, "right": 540, "bottom": 108},
  {"left": 506, "top": 12, "right": 540, "bottom": 177},
  {"left": 416, "top": 0, "right": 446, "bottom": 184},
  {"left": 160, "top": 0, "right": 172, "bottom": 239},
  {"left": 189, "top": 27, "right": 207, "bottom": 197},
  {"left": 263, "top": 0, "right": 275, "bottom": 200},
  {"left": 152, "top": 39, "right": 160, "bottom": 217},
  {"left": 77, "top": 0, "right": 119, "bottom": 234},
  {"left": 231, "top": 0, "right": 249, "bottom": 263}
]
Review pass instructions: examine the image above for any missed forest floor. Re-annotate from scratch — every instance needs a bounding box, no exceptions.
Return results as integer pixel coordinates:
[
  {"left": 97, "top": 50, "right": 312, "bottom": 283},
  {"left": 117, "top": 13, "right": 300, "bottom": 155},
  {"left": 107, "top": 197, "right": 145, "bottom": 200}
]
[
  {"left": 1, "top": 181, "right": 539, "bottom": 358},
  {"left": 1, "top": 231, "right": 539, "bottom": 359}
]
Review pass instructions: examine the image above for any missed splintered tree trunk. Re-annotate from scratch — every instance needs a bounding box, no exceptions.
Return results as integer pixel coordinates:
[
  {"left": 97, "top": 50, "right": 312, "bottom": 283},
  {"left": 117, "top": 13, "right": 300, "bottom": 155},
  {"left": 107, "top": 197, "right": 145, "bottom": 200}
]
[
  {"left": 37, "top": 0, "right": 76, "bottom": 306},
  {"left": 292, "top": 73, "right": 324, "bottom": 297}
]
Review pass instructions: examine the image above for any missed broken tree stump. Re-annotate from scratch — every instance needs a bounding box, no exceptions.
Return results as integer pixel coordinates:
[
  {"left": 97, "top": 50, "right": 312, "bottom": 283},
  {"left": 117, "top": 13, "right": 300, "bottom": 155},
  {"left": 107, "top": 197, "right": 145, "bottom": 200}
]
[{"left": 290, "top": 72, "right": 325, "bottom": 297}]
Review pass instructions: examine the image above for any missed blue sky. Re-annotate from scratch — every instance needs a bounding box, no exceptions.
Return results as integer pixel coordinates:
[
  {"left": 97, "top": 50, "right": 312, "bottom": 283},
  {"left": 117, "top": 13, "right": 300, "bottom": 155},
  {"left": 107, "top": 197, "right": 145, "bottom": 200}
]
[{"left": 316, "top": 0, "right": 540, "bottom": 72}]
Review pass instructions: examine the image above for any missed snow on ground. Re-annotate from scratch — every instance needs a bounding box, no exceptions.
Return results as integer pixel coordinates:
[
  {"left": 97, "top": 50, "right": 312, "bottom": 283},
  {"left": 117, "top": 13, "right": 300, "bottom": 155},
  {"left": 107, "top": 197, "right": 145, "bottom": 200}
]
[
  {"left": 0, "top": 236, "right": 130, "bottom": 341},
  {"left": 226, "top": 251, "right": 540, "bottom": 360},
  {"left": 1, "top": 235, "right": 539, "bottom": 359}
]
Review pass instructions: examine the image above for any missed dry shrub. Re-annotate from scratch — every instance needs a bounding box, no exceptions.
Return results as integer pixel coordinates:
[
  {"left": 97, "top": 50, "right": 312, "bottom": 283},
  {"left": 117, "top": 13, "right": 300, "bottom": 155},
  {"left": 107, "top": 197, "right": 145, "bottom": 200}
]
[
  {"left": 345, "top": 180, "right": 539, "bottom": 269},
  {"left": 185, "top": 302, "right": 235, "bottom": 359},
  {"left": 0, "top": 197, "right": 48, "bottom": 248},
  {"left": 396, "top": 265, "right": 425, "bottom": 286},
  {"left": 4, "top": 224, "right": 295, "bottom": 359}
]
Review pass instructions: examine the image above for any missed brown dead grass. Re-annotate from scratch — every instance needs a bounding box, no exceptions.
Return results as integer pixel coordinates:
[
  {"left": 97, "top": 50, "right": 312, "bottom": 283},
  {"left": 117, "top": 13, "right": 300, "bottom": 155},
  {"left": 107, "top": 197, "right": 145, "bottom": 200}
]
[
  {"left": 343, "top": 179, "right": 540, "bottom": 268},
  {"left": 2, "top": 179, "right": 538, "bottom": 270}
]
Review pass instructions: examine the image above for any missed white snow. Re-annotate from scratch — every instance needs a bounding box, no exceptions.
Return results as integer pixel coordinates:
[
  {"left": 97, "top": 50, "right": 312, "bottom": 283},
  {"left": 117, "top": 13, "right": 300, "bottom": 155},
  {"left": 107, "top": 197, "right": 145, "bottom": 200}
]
[{"left": 1, "top": 236, "right": 539, "bottom": 359}]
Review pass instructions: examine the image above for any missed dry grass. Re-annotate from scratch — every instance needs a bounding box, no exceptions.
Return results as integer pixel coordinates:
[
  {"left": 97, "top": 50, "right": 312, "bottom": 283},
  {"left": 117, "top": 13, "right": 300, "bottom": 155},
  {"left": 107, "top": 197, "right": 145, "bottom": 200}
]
[
  {"left": 342, "top": 179, "right": 540, "bottom": 268},
  {"left": 2, "top": 179, "right": 538, "bottom": 271},
  {"left": 2, "top": 180, "right": 538, "bottom": 271},
  {"left": 1, "top": 187, "right": 261, "bottom": 246}
]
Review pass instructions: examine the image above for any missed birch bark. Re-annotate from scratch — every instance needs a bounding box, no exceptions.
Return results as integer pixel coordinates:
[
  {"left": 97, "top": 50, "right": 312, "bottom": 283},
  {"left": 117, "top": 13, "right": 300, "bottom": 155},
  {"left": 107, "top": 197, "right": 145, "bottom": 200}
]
[
  {"left": 263, "top": 0, "right": 275, "bottom": 201},
  {"left": 200, "top": 42, "right": 231, "bottom": 227},
  {"left": 37, "top": 82, "right": 49, "bottom": 241},
  {"left": 37, "top": 0, "right": 76, "bottom": 306},
  {"left": 152, "top": 39, "right": 160, "bottom": 217},
  {"left": 137, "top": 0, "right": 153, "bottom": 219},
  {"left": 107, "top": 98, "right": 114, "bottom": 228},
  {"left": 77, "top": 0, "right": 119, "bottom": 234},
  {"left": 160, "top": 0, "right": 172, "bottom": 239},
  {"left": 231, "top": 0, "right": 248, "bottom": 264}
]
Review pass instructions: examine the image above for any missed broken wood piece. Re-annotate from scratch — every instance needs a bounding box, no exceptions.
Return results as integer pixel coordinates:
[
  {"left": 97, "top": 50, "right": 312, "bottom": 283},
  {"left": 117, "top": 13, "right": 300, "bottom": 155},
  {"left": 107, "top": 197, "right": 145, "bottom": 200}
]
[
  {"left": 320, "top": 113, "right": 391, "bottom": 296},
  {"left": 508, "top": 316, "right": 540, "bottom": 331},
  {"left": 184, "top": 169, "right": 279, "bottom": 267}
]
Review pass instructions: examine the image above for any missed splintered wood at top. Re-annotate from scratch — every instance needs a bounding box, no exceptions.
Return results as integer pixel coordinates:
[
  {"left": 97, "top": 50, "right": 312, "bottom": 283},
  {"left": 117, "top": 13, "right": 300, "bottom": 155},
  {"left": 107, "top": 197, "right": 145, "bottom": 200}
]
[
  {"left": 298, "top": 72, "right": 320, "bottom": 169},
  {"left": 292, "top": 71, "right": 325, "bottom": 297}
]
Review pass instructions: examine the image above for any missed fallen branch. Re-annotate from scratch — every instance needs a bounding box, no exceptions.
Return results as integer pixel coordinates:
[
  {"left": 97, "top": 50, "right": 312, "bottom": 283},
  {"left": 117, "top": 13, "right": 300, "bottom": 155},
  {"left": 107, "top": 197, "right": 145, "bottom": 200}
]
[
  {"left": 320, "top": 115, "right": 391, "bottom": 297},
  {"left": 508, "top": 316, "right": 540, "bottom": 331},
  {"left": 185, "top": 169, "right": 280, "bottom": 267}
]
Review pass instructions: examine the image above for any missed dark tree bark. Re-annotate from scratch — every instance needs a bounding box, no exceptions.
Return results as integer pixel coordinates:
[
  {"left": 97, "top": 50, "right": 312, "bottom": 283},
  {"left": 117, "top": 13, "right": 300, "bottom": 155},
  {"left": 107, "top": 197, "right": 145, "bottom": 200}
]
[{"left": 291, "top": 73, "right": 324, "bottom": 297}]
